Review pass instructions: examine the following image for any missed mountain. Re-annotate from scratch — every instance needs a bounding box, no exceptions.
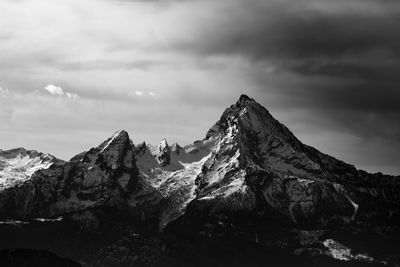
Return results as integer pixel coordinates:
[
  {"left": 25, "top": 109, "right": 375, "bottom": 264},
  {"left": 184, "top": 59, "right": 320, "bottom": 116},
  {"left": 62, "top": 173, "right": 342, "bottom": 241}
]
[
  {"left": 0, "top": 130, "right": 138, "bottom": 221},
  {"left": 0, "top": 148, "right": 63, "bottom": 190},
  {"left": 133, "top": 94, "right": 399, "bottom": 230},
  {"left": 0, "top": 95, "right": 399, "bottom": 266}
]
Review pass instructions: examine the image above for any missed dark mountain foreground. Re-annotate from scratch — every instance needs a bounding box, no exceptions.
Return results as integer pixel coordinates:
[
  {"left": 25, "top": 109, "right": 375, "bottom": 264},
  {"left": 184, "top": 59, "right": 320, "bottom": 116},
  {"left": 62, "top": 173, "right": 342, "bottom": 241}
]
[{"left": 0, "top": 249, "right": 81, "bottom": 267}]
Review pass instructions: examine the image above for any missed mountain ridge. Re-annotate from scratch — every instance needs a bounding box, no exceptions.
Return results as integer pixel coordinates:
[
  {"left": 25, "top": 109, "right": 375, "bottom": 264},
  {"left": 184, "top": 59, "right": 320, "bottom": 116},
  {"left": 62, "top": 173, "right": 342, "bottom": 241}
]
[
  {"left": 0, "top": 95, "right": 398, "bottom": 223},
  {"left": 0, "top": 94, "right": 399, "bottom": 266}
]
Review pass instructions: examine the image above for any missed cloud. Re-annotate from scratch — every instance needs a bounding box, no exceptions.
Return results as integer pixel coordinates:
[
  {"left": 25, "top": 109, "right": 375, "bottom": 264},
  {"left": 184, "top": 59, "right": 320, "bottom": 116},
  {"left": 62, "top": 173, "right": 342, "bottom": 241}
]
[
  {"left": 171, "top": 1, "right": 400, "bottom": 76},
  {"left": 44, "top": 84, "right": 64, "bottom": 95},
  {"left": 0, "top": 0, "right": 399, "bottom": 174},
  {"left": 134, "top": 90, "right": 144, "bottom": 96},
  {"left": 128, "top": 90, "right": 144, "bottom": 97},
  {"left": 44, "top": 84, "right": 79, "bottom": 99},
  {"left": 157, "top": 0, "right": 400, "bottom": 172},
  {"left": 128, "top": 90, "right": 158, "bottom": 98},
  {"left": 0, "top": 86, "right": 10, "bottom": 97},
  {"left": 65, "top": 92, "right": 79, "bottom": 99}
]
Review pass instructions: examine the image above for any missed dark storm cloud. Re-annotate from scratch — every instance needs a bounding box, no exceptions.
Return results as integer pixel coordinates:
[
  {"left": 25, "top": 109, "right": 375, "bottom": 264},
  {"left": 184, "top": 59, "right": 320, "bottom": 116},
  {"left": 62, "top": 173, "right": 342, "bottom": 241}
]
[
  {"left": 177, "top": 1, "right": 400, "bottom": 78},
  {"left": 171, "top": 0, "right": 400, "bottom": 147}
]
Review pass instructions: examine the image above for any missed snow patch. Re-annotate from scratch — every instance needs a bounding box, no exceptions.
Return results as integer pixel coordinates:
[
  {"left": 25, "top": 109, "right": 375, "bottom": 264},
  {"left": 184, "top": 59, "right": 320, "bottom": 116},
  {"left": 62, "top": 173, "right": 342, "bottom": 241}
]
[
  {"left": 323, "top": 239, "right": 374, "bottom": 262},
  {"left": 34, "top": 216, "right": 63, "bottom": 222},
  {"left": 0, "top": 220, "right": 29, "bottom": 225},
  {"left": 346, "top": 196, "right": 359, "bottom": 221},
  {"left": 323, "top": 239, "right": 352, "bottom": 261},
  {"left": 158, "top": 154, "right": 210, "bottom": 230}
]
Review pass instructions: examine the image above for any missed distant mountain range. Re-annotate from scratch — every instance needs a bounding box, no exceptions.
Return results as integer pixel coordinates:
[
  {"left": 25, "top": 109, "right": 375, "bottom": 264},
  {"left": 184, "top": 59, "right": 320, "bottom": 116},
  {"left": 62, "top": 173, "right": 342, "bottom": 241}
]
[{"left": 0, "top": 95, "right": 399, "bottom": 267}]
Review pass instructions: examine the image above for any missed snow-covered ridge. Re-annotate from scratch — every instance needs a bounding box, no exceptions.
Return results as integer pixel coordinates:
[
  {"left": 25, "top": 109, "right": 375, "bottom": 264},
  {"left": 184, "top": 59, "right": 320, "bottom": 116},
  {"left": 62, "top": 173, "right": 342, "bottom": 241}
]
[
  {"left": 134, "top": 136, "right": 222, "bottom": 229},
  {"left": 0, "top": 148, "right": 60, "bottom": 190},
  {"left": 135, "top": 137, "right": 218, "bottom": 176}
]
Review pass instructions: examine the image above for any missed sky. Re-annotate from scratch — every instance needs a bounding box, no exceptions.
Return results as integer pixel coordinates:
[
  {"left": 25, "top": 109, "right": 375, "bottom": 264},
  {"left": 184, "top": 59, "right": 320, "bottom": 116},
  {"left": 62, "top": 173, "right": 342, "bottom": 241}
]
[{"left": 0, "top": 0, "right": 399, "bottom": 175}]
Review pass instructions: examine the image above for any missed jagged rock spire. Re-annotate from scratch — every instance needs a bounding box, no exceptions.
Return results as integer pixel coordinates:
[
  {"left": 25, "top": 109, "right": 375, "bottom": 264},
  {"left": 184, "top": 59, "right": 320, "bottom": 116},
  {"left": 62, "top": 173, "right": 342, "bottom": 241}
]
[
  {"left": 134, "top": 141, "right": 148, "bottom": 156},
  {"left": 156, "top": 138, "right": 171, "bottom": 167},
  {"left": 170, "top": 143, "right": 182, "bottom": 155}
]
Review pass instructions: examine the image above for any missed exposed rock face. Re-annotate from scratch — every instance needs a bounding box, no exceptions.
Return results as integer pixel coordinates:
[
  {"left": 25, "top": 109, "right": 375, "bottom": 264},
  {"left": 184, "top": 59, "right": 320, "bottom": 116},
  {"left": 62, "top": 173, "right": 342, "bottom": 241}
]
[
  {"left": 0, "top": 130, "right": 139, "bottom": 220},
  {"left": 156, "top": 138, "right": 171, "bottom": 167},
  {"left": 202, "top": 94, "right": 357, "bottom": 225}
]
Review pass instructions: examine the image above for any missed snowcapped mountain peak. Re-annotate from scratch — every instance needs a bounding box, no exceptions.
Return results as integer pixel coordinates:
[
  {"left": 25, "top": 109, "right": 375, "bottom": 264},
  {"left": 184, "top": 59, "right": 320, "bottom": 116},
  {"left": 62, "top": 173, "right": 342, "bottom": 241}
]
[
  {"left": 98, "top": 130, "right": 129, "bottom": 153},
  {"left": 206, "top": 94, "right": 280, "bottom": 140},
  {"left": 0, "top": 148, "right": 61, "bottom": 190},
  {"left": 201, "top": 95, "right": 368, "bottom": 226},
  {"left": 0, "top": 130, "right": 140, "bottom": 220},
  {"left": 89, "top": 130, "right": 134, "bottom": 171}
]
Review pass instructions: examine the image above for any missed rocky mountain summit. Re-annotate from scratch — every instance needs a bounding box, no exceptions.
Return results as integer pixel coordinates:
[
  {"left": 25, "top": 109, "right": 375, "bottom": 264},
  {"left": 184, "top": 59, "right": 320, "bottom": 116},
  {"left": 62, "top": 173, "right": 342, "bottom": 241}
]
[
  {"left": 0, "top": 148, "right": 62, "bottom": 190},
  {"left": 0, "top": 130, "right": 138, "bottom": 221},
  {"left": 0, "top": 95, "right": 399, "bottom": 266}
]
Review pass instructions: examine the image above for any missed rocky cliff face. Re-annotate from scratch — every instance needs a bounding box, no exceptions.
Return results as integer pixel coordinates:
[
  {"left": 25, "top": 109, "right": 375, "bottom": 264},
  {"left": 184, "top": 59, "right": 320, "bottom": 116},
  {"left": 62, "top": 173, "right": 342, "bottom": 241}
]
[
  {"left": 183, "top": 95, "right": 399, "bottom": 227},
  {"left": 205, "top": 94, "right": 360, "bottom": 226}
]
